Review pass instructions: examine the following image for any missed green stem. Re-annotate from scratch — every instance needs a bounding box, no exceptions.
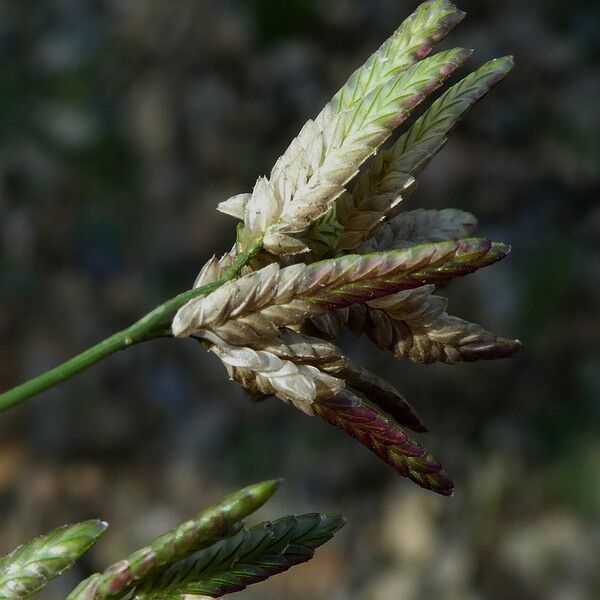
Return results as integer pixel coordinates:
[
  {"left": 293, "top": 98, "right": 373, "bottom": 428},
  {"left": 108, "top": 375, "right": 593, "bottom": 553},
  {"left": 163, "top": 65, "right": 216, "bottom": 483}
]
[{"left": 0, "top": 244, "right": 261, "bottom": 412}]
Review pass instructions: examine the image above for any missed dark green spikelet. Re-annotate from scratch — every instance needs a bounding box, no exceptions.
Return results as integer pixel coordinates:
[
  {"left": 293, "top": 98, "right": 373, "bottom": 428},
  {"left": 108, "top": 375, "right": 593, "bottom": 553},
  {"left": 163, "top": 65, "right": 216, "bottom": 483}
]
[
  {"left": 0, "top": 520, "right": 107, "bottom": 600},
  {"left": 68, "top": 480, "right": 279, "bottom": 600},
  {"left": 132, "top": 513, "right": 345, "bottom": 599}
]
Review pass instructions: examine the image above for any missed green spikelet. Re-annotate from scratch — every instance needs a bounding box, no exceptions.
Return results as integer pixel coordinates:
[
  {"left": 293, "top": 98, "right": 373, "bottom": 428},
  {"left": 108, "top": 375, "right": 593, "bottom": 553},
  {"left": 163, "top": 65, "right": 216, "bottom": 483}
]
[
  {"left": 133, "top": 514, "right": 345, "bottom": 599},
  {"left": 334, "top": 56, "right": 514, "bottom": 252},
  {"left": 68, "top": 480, "right": 279, "bottom": 600},
  {"left": 326, "top": 0, "right": 465, "bottom": 120},
  {"left": 388, "top": 55, "right": 515, "bottom": 176},
  {"left": 0, "top": 520, "right": 107, "bottom": 600}
]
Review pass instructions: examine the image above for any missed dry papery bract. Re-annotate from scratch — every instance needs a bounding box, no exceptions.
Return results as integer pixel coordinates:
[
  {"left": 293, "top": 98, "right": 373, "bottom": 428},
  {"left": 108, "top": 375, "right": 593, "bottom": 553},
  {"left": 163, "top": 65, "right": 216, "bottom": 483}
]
[{"left": 174, "top": 0, "right": 521, "bottom": 497}]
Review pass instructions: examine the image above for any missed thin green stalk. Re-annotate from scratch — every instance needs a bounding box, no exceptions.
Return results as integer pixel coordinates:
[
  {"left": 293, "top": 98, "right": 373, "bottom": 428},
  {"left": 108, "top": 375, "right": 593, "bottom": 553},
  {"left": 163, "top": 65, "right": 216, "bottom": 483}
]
[{"left": 0, "top": 244, "right": 260, "bottom": 413}]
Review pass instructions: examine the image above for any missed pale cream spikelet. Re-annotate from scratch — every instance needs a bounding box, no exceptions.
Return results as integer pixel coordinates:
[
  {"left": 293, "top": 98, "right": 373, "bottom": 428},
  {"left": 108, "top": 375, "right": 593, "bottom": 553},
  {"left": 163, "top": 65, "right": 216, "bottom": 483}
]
[
  {"left": 268, "top": 0, "right": 465, "bottom": 189},
  {"left": 350, "top": 286, "right": 522, "bottom": 364},
  {"left": 208, "top": 336, "right": 343, "bottom": 415},
  {"left": 311, "top": 281, "right": 521, "bottom": 365},
  {"left": 331, "top": 56, "right": 514, "bottom": 253},
  {"left": 247, "top": 329, "right": 425, "bottom": 432},
  {"left": 193, "top": 254, "right": 235, "bottom": 288},
  {"left": 218, "top": 48, "right": 472, "bottom": 256},
  {"left": 217, "top": 1, "right": 467, "bottom": 253},
  {"left": 172, "top": 239, "right": 508, "bottom": 345},
  {"left": 360, "top": 208, "right": 478, "bottom": 253},
  {"left": 331, "top": 176, "right": 418, "bottom": 254}
]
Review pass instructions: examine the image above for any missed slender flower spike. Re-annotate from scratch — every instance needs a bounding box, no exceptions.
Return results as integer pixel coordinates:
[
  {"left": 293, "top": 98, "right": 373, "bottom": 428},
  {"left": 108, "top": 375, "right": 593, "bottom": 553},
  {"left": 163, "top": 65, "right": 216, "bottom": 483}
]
[
  {"left": 68, "top": 481, "right": 279, "bottom": 600},
  {"left": 0, "top": 520, "right": 107, "bottom": 600},
  {"left": 313, "top": 390, "right": 453, "bottom": 495},
  {"left": 380, "top": 56, "right": 515, "bottom": 180},
  {"left": 245, "top": 329, "right": 426, "bottom": 432},
  {"left": 237, "top": 0, "right": 464, "bottom": 203},
  {"left": 210, "top": 337, "right": 343, "bottom": 415},
  {"left": 313, "top": 0, "right": 465, "bottom": 126},
  {"left": 347, "top": 286, "right": 522, "bottom": 364},
  {"left": 332, "top": 56, "right": 514, "bottom": 252},
  {"left": 173, "top": 238, "right": 509, "bottom": 344},
  {"left": 132, "top": 514, "right": 345, "bottom": 599}
]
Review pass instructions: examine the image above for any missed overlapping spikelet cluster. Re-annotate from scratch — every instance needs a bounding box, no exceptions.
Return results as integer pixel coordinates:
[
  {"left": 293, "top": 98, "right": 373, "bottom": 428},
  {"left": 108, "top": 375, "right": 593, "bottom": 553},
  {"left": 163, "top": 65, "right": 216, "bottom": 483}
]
[
  {"left": 0, "top": 481, "right": 345, "bottom": 599},
  {"left": 172, "top": 0, "right": 521, "bottom": 496}
]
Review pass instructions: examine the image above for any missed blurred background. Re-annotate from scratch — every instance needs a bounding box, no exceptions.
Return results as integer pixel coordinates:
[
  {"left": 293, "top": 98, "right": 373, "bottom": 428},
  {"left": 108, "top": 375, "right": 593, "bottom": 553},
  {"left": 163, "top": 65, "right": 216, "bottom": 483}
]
[{"left": 0, "top": 1, "right": 598, "bottom": 598}]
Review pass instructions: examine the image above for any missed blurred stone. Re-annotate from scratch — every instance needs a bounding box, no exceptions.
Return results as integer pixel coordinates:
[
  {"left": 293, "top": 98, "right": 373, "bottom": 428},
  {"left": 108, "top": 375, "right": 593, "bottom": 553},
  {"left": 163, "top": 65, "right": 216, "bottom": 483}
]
[
  {"left": 380, "top": 489, "right": 441, "bottom": 563},
  {"left": 498, "top": 512, "right": 597, "bottom": 589},
  {"left": 362, "top": 570, "right": 420, "bottom": 600},
  {"left": 35, "top": 104, "right": 100, "bottom": 150}
]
